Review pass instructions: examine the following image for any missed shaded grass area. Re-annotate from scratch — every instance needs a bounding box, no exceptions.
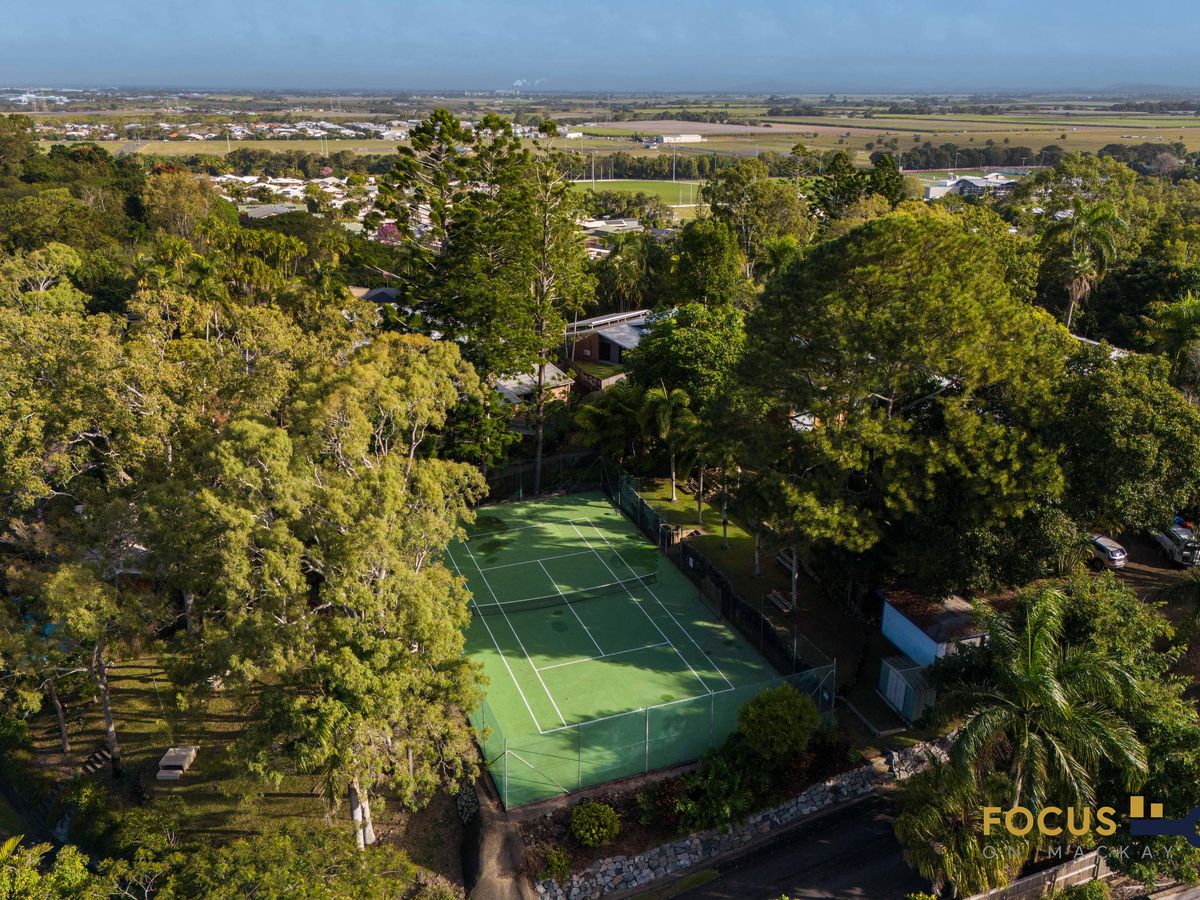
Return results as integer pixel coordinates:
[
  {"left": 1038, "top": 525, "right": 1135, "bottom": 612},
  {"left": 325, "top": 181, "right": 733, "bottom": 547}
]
[
  {"left": 638, "top": 476, "right": 865, "bottom": 688},
  {"left": 25, "top": 657, "right": 463, "bottom": 882},
  {"left": 0, "top": 794, "right": 26, "bottom": 840}
]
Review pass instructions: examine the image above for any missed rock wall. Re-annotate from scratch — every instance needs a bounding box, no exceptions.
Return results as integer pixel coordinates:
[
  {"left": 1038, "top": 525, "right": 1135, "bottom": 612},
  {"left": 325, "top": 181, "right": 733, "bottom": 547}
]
[{"left": 534, "top": 737, "right": 951, "bottom": 900}]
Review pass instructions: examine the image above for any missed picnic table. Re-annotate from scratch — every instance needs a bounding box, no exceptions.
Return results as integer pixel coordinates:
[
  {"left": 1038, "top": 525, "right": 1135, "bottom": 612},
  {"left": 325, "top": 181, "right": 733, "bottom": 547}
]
[{"left": 157, "top": 745, "right": 199, "bottom": 781}]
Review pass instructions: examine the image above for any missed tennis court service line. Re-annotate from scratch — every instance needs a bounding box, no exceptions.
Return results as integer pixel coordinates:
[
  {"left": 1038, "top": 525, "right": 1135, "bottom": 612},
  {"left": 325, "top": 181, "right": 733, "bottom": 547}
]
[
  {"left": 466, "top": 518, "right": 560, "bottom": 540},
  {"left": 460, "top": 540, "right": 567, "bottom": 727},
  {"left": 536, "top": 640, "right": 670, "bottom": 672},
  {"left": 569, "top": 521, "right": 712, "bottom": 696},
  {"left": 537, "top": 559, "right": 606, "bottom": 657},
  {"left": 582, "top": 517, "right": 736, "bottom": 692},
  {"left": 446, "top": 548, "right": 546, "bottom": 734},
  {"left": 481, "top": 548, "right": 594, "bottom": 571}
]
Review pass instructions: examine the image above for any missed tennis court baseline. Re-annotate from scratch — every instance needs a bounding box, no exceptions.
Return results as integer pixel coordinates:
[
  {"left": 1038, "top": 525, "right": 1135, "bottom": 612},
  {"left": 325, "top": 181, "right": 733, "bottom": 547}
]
[{"left": 450, "top": 491, "right": 801, "bottom": 807}]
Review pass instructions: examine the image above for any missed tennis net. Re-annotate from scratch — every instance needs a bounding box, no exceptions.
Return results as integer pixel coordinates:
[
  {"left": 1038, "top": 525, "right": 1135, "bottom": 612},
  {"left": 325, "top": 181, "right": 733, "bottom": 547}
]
[{"left": 472, "top": 573, "right": 657, "bottom": 617}]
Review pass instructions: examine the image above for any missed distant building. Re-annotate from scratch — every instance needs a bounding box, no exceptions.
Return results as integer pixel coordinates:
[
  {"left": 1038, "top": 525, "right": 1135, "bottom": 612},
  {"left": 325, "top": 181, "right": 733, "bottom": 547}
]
[
  {"left": 925, "top": 172, "right": 1018, "bottom": 201},
  {"left": 655, "top": 134, "right": 703, "bottom": 144}
]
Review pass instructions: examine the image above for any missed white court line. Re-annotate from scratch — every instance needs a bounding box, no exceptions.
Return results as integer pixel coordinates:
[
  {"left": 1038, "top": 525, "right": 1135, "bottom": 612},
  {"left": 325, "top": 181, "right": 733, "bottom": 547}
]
[
  {"left": 462, "top": 539, "right": 567, "bottom": 726},
  {"left": 583, "top": 517, "right": 736, "bottom": 691},
  {"left": 481, "top": 549, "right": 593, "bottom": 571},
  {"left": 570, "top": 522, "right": 712, "bottom": 695},
  {"left": 506, "top": 750, "right": 569, "bottom": 793},
  {"left": 446, "top": 548, "right": 545, "bottom": 734},
  {"left": 537, "top": 641, "right": 670, "bottom": 672},
  {"left": 537, "top": 559, "right": 606, "bottom": 657}
]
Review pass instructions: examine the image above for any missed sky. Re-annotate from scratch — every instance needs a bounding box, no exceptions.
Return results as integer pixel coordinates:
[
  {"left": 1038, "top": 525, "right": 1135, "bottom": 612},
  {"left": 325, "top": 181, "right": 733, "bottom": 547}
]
[{"left": 2, "top": 0, "right": 1195, "bottom": 94}]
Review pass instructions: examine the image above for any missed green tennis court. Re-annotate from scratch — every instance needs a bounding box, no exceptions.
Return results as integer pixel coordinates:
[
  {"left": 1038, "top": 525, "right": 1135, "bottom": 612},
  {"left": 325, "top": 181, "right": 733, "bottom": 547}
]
[{"left": 448, "top": 491, "right": 797, "bottom": 807}]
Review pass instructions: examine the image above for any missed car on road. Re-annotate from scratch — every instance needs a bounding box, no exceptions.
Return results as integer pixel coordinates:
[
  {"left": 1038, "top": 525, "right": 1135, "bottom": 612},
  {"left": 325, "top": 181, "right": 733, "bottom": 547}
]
[
  {"left": 1089, "top": 534, "right": 1127, "bottom": 569},
  {"left": 1154, "top": 522, "right": 1200, "bottom": 566}
]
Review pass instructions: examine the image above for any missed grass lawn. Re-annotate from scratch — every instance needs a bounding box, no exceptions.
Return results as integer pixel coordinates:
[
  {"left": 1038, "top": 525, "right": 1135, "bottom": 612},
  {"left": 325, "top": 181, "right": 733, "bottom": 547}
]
[
  {"left": 636, "top": 476, "right": 865, "bottom": 688},
  {"left": 572, "top": 359, "right": 624, "bottom": 379},
  {"left": 25, "top": 657, "right": 463, "bottom": 882}
]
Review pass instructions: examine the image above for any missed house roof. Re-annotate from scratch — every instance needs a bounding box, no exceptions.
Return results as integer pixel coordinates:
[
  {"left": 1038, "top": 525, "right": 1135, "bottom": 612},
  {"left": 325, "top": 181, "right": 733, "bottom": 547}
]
[
  {"left": 495, "top": 363, "right": 573, "bottom": 405},
  {"left": 594, "top": 321, "right": 646, "bottom": 350},
  {"left": 882, "top": 589, "right": 981, "bottom": 645}
]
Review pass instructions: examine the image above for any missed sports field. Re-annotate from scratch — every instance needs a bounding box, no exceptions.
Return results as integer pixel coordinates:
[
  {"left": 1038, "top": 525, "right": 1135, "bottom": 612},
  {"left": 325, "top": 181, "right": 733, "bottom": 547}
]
[
  {"left": 571, "top": 178, "right": 701, "bottom": 205},
  {"left": 447, "top": 492, "right": 788, "bottom": 807}
]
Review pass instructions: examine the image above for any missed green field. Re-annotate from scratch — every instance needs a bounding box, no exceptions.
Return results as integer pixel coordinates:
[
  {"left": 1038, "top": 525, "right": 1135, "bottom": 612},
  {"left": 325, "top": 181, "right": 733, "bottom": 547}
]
[
  {"left": 572, "top": 178, "right": 701, "bottom": 205},
  {"left": 448, "top": 492, "right": 787, "bottom": 807}
]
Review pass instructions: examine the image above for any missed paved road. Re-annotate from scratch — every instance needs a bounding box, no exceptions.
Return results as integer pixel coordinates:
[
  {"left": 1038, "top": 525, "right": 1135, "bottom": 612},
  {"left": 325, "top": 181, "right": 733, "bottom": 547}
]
[{"left": 675, "top": 794, "right": 927, "bottom": 900}]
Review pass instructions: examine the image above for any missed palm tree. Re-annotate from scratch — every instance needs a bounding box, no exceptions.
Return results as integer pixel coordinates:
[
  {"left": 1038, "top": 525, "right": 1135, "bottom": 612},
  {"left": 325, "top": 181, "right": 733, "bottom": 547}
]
[
  {"left": 939, "top": 586, "right": 1147, "bottom": 811},
  {"left": 895, "top": 763, "right": 1029, "bottom": 898},
  {"left": 1147, "top": 291, "right": 1200, "bottom": 385},
  {"left": 575, "top": 381, "right": 645, "bottom": 463},
  {"left": 1042, "top": 197, "right": 1125, "bottom": 331},
  {"left": 640, "top": 385, "right": 698, "bottom": 502}
]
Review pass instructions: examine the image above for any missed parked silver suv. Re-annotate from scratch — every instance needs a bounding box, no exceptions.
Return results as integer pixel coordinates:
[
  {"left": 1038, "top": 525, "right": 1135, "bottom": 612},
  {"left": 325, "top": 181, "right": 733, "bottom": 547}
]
[
  {"left": 1155, "top": 523, "right": 1200, "bottom": 566},
  {"left": 1088, "top": 534, "right": 1127, "bottom": 570}
]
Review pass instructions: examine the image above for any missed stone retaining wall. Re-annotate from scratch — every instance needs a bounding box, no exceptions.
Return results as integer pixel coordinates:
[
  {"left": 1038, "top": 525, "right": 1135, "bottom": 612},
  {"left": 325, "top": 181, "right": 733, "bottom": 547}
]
[{"left": 534, "top": 737, "right": 951, "bottom": 900}]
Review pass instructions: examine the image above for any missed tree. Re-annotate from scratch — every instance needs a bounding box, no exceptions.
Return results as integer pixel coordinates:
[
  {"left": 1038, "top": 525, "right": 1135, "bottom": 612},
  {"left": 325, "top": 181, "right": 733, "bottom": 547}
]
[
  {"left": 141, "top": 170, "right": 227, "bottom": 240},
  {"left": 640, "top": 385, "right": 698, "bottom": 502},
  {"left": 700, "top": 157, "right": 815, "bottom": 276},
  {"left": 671, "top": 218, "right": 750, "bottom": 307},
  {"left": 521, "top": 136, "right": 596, "bottom": 495},
  {"left": 741, "top": 214, "right": 1064, "bottom": 564},
  {"left": 0, "top": 243, "right": 89, "bottom": 314},
  {"left": 935, "top": 586, "right": 1147, "bottom": 811},
  {"left": 169, "top": 335, "right": 488, "bottom": 849},
  {"left": 0, "top": 114, "right": 36, "bottom": 177},
  {"left": 895, "top": 765, "right": 1029, "bottom": 897},
  {"left": 1146, "top": 290, "right": 1200, "bottom": 387},
  {"left": 0, "top": 837, "right": 109, "bottom": 900},
  {"left": 1042, "top": 197, "right": 1126, "bottom": 330},
  {"left": 1051, "top": 348, "right": 1200, "bottom": 533},
  {"left": 575, "top": 380, "right": 645, "bottom": 465},
  {"left": 624, "top": 303, "right": 745, "bottom": 410}
]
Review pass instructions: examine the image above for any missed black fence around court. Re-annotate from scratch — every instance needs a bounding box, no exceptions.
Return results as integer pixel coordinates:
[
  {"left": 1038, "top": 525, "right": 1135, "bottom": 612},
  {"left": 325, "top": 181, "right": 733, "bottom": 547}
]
[
  {"left": 484, "top": 450, "right": 602, "bottom": 503},
  {"left": 600, "top": 463, "right": 836, "bottom": 719},
  {"left": 600, "top": 463, "right": 684, "bottom": 551}
]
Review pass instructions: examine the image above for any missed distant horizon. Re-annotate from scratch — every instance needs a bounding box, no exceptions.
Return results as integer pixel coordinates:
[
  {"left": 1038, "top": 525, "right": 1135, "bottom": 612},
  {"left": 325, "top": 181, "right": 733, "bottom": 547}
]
[
  {"left": 3, "top": 0, "right": 1196, "bottom": 96},
  {"left": 5, "top": 83, "right": 1200, "bottom": 99}
]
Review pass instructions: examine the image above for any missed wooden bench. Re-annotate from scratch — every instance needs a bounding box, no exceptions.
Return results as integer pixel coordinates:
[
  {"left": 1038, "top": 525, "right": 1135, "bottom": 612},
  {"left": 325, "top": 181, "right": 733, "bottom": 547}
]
[
  {"left": 157, "top": 745, "right": 199, "bottom": 782},
  {"left": 767, "top": 589, "right": 795, "bottom": 614},
  {"left": 775, "top": 548, "right": 795, "bottom": 573}
]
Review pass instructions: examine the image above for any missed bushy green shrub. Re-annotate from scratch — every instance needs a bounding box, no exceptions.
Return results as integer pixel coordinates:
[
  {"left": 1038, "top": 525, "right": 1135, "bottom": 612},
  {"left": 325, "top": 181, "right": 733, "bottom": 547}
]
[
  {"left": 570, "top": 801, "right": 620, "bottom": 848},
  {"left": 539, "top": 845, "right": 571, "bottom": 884},
  {"left": 675, "top": 733, "right": 771, "bottom": 832},
  {"left": 736, "top": 684, "right": 821, "bottom": 766},
  {"left": 903, "top": 893, "right": 939, "bottom": 900}
]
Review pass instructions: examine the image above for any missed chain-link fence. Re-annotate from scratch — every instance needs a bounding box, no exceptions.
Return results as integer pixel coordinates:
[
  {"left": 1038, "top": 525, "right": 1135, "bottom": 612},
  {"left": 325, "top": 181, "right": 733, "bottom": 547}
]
[
  {"left": 484, "top": 451, "right": 602, "bottom": 502},
  {"left": 473, "top": 669, "right": 831, "bottom": 808},
  {"left": 601, "top": 462, "right": 683, "bottom": 550}
]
